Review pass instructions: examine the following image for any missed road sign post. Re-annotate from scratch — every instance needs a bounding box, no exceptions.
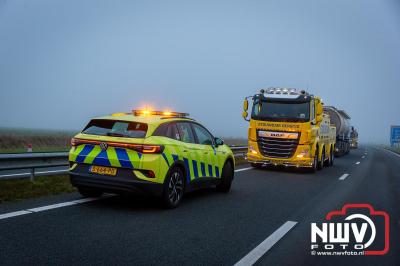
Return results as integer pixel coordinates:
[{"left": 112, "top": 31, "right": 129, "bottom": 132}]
[{"left": 390, "top": 125, "right": 400, "bottom": 147}]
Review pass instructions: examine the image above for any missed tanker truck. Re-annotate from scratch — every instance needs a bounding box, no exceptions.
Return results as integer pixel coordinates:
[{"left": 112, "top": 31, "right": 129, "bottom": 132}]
[
  {"left": 350, "top": 127, "right": 358, "bottom": 149},
  {"left": 242, "top": 88, "right": 336, "bottom": 172},
  {"left": 323, "top": 106, "right": 352, "bottom": 156}
]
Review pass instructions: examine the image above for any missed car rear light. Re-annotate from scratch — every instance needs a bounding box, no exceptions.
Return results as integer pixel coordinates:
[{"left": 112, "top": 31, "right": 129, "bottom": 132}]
[
  {"left": 70, "top": 138, "right": 163, "bottom": 154},
  {"left": 71, "top": 138, "right": 99, "bottom": 147},
  {"left": 141, "top": 145, "right": 163, "bottom": 154}
]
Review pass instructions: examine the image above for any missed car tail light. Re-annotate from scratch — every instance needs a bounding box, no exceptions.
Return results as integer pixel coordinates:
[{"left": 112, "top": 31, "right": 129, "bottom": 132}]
[
  {"left": 71, "top": 138, "right": 163, "bottom": 154},
  {"left": 141, "top": 145, "right": 163, "bottom": 154}
]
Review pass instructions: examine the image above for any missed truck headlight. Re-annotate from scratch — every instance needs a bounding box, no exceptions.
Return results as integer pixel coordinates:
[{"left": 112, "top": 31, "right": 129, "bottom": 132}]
[
  {"left": 249, "top": 145, "right": 258, "bottom": 155},
  {"left": 296, "top": 150, "right": 309, "bottom": 158}
]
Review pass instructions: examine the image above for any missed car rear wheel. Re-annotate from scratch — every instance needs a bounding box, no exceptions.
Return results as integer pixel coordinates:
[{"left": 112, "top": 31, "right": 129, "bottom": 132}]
[
  {"left": 78, "top": 188, "right": 103, "bottom": 198},
  {"left": 162, "top": 167, "right": 184, "bottom": 208},
  {"left": 216, "top": 161, "right": 234, "bottom": 193}
]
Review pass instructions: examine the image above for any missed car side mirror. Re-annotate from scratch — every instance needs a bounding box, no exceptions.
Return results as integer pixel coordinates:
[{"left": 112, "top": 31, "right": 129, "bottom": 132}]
[{"left": 214, "top": 137, "right": 224, "bottom": 147}]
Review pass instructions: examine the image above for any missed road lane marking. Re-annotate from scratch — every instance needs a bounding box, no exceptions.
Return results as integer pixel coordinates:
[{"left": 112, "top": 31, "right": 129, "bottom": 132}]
[
  {"left": 235, "top": 167, "right": 252, "bottom": 172},
  {"left": 0, "top": 197, "right": 103, "bottom": 221},
  {"left": 385, "top": 149, "right": 400, "bottom": 158},
  {"left": 355, "top": 162, "right": 360, "bottom": 165},
  {"left": 0, "top": 167, "right": 253, "bottom": 221},
  {"left": 361, "top": 156, "right": 365, "bottom": 159},
  {"left": 27, "top": 198, "right": 99, "bottom": 213},
  {"left": 0, "top": 210, "right": 33, "bottom": 220},
  {"left": 338, "top": 174, "right": 349, "bottom": 180},
  {"left": 234, "top": 221, "right": 297, "bottom": 266}
]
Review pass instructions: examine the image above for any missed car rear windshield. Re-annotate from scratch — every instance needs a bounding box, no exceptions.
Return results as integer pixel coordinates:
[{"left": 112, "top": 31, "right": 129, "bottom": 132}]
[{"left": 82, "top": 119, "right": 148, "bottom": 138}]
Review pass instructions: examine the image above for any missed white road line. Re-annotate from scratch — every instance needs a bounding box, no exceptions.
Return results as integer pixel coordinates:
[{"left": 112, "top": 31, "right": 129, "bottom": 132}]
[
  {"left": 384, "top": 149, "right": 400, "bottom": 158},
  {"left": 355, "top": 162, "right": 360, "bottom": 165},
  {"left": 234, "top": 221, "right": 297, "bottom": 266},
  {"left": 361, "top": 156, "right": 365, "bottom": 159},
  {"left": 0, "top": 210, "right": 32, "bottom": 220},
  {"left": 235, "top": 167, "right": 253, "bottom": 172},
  {"left": 0, "top": 197, "right": 102, "bottom": 221},
  {"left": 339, "top": 174, "right": 349, "bottom": 180},
  {"left": 27, "top": 198, "right": 99, "bottom": 213}
]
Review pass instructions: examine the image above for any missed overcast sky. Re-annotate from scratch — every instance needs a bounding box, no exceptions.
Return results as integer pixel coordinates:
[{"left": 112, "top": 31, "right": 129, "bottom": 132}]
[{"left": 0, "top": 0, "right": 399, "bottom": 143}]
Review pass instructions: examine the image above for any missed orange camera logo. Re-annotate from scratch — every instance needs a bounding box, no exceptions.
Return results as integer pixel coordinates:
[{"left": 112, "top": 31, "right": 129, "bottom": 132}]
[{"left": 311, "top": 204, "right": 389, "bottom": 255}]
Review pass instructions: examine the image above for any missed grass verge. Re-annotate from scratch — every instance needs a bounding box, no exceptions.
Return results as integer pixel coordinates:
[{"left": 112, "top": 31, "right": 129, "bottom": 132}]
[{"left": 0, "top": 175, "right": 76, "bottom": 203}]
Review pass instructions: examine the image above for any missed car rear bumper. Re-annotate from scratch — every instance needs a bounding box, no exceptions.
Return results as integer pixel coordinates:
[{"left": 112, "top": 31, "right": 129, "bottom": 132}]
[{"left": 69, "top": 164, "right": 163, "bottom": 196}]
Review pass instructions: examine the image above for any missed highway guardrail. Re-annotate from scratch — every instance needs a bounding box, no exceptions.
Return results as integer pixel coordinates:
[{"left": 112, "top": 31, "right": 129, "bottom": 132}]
[{"left": 0, "top": 146, "right": 248, "bottom": 181}]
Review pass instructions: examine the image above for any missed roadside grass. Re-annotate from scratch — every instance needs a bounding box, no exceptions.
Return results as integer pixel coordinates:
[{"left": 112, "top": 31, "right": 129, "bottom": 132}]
[
  {"left": 0, "top": 128, "right": 76, "bottom": 154},
  {"left": 383, "top": 145, "right": 400, "bottom": 155},
  {"left": 0, "top": 175, "right": 76, "bottom": 203}
]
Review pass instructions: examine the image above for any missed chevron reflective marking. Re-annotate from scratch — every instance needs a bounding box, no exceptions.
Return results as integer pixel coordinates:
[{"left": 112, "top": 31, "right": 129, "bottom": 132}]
[
  {"left": 115, "top": 148, "right": 134, "bottom": 169},
  {"left": 75, "top": 145, "right": 94, "bottom": 163},
  {"left": 92, "top": 150, "right": 111, "bottom": 166},
  {"left": 192, "top": 160, "right": 199, "bottom": 178}
]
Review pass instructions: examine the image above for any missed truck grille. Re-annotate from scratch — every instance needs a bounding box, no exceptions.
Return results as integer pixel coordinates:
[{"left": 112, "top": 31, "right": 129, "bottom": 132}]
[{"left": 257, "top": 136, "right": 299, "bottom": 158}]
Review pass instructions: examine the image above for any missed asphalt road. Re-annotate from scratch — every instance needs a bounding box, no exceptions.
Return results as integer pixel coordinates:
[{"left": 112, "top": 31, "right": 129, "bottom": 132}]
[{"left": 0, "top": 146, "right": 399, "bottom": 266}]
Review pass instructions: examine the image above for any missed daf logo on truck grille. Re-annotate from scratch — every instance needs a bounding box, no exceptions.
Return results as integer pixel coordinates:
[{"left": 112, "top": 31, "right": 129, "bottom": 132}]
[
  {"left": 258, "top": 131, "right": 299, "bottom": 139},
  {"left": 99, "top": 142, "right": 108, "bottom": 151}
]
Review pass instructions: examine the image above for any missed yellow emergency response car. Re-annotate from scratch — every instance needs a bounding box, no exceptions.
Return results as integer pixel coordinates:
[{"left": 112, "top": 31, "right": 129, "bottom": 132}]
[{"left": 69, "top": 110, "right": 235, "bottom": 208}]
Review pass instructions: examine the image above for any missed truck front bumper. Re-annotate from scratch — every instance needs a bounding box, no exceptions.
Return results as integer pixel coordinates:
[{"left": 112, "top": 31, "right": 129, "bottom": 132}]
[{"left": 247, "top": 153, "right": 314, "bottom": 168}]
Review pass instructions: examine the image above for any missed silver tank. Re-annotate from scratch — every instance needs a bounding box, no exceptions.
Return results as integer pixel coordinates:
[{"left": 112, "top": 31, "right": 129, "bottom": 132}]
[{"left": 323, "top": 106, "right": 351, "bottom": 138}]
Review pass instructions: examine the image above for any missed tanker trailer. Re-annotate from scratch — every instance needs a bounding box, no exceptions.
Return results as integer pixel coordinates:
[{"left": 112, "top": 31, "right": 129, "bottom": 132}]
[
  {"left": 323, "top": 106, "right": 351, "bottom": 156},
  {"left": 350, "top": 127, "right": 358, "bottom": 149}
]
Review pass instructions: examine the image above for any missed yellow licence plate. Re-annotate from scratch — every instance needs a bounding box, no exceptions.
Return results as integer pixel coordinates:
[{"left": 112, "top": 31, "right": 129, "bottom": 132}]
[{"left": 90, "top": 165, "right": 117, "bottom": 176}]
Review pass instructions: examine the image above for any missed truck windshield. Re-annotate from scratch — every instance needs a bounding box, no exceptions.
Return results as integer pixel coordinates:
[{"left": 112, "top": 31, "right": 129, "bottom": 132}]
[
  {"left": 251, "top": 100, "right": 310, "bottom": 122},
  {"left": 82, "top": 119, "right": 148, "bottom": 138}
]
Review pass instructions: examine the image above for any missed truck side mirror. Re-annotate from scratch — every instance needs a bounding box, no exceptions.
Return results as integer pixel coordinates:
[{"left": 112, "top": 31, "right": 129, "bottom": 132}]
[
  {"left": 243, "top": 99, "right": 249, "bottom": 111},
  {"left": 242, "top": 111, "right": 249, "bottom": 121},
  {"left": 316, "top": 104, "right": 323, "bottom": 116}
]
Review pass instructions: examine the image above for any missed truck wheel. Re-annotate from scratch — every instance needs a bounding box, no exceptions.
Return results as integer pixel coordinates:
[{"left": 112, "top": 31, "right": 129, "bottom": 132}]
[
  {"left": 329, "top": 147, "right": 334, "bottom": 166},
  {"left": 317, "top": 148, "right": 324, "bottom": 170},
  {"left": 78, "top": 188, "right": 103, "bottom": 198},
  {"left": 324, "top": 147, "right": 331, "bottom": 167},
  {"left": 216, "top": 161, "right": 234, "bottom": 193},
  {"left": 162, "top": 167, "right": 184, "bottom": 208},
  {"left": 310, "top": 150, "right": 318, "bottom": 173}
]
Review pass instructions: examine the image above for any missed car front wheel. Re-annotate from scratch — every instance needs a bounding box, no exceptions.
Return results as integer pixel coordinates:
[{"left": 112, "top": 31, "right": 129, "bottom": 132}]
[{"left": 216, "top": 161, "right": 234, "bottom": 193}]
